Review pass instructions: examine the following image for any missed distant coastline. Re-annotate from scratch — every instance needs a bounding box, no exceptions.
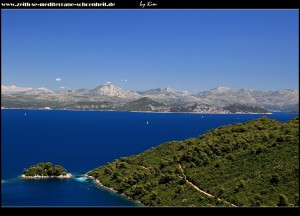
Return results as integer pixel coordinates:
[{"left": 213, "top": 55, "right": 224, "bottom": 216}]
[
  {"left": 1, "top": 107, "right": 274, "bottom": 115},
  {"left": 2, "top": 85, "right": 298, "bottom": 114}
]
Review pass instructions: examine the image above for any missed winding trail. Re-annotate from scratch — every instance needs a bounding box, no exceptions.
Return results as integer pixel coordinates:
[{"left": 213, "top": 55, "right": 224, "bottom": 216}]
[{"left": 178, "top": 164, "right": 236, "bottom": 207}]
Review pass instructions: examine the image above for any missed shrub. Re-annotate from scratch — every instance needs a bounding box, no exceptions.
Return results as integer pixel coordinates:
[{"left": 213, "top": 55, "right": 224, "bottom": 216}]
[
  {"left": 277, "top": 194, "right": 289, "bottom": 206},
  {"left": 270, "top": 174, "right": 280, "bottom": 185}
]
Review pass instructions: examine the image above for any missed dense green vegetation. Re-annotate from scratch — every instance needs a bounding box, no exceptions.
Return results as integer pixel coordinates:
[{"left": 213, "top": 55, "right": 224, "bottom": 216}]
[
  {"left": 23, "top": 162, "right": 68, "bottom": 177},
  {"left": 223, "top": 103, "right": 270, "bottom": 113},
  {"left": 87, "top": 117, "right": 299, "bottom": 206}
]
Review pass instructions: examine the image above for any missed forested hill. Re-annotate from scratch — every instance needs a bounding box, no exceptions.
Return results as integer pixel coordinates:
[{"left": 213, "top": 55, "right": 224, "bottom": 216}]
[{"left": 87, "top": 117, "right": 299, "bottom": 207}]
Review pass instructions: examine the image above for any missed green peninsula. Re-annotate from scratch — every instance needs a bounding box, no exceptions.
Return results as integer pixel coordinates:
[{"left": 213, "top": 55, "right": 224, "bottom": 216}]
[
  {"left": 22, "top": 162, "right": 72, "bottom": 179},
  {"left": 87, "top": 117, "right": 299, "bottom": 206}
]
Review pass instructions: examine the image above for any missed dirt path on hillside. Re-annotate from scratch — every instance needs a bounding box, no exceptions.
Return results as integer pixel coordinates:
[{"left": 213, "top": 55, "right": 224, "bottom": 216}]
[{"left": 178, "top": 164, "right": 236, "bottom": 207}]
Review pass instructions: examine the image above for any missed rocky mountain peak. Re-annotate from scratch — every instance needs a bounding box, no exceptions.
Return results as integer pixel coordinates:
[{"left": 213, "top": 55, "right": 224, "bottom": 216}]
[
  {"left": 210, "top": 86, "right": 231, "bottom": 94},
  {"left": 90, "top": 83, "right": 127, "bottom": 97}
]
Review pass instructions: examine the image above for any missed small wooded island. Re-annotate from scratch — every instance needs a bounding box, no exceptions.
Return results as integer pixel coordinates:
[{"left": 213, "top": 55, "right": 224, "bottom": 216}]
[{"left": 21, "top": 162, "right": 72, "bottom": 179}]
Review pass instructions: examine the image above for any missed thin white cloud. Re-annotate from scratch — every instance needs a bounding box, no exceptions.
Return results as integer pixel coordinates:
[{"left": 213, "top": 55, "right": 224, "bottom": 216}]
[
  {"left": 60, "top": 86, "right": 66, "bottom": 89},
  {"left": 56, "top": 77, "right": 62, "bottom": 81},
  {"left": 121, "top": 79, "right": 128, "bottom": 82},
  {"left": 106, "top": 81, "right": 112, "bottom": 84}
]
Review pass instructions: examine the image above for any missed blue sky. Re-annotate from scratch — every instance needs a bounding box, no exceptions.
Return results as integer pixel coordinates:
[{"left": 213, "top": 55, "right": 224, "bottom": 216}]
[{"left": 2, "top": 10, "right": 298, "bottom": 92}]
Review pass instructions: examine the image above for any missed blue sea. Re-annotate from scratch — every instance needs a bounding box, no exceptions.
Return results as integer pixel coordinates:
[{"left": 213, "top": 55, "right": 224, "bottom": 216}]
[{"left": 1, "top": 110, "right": 298, "bottom": 207}]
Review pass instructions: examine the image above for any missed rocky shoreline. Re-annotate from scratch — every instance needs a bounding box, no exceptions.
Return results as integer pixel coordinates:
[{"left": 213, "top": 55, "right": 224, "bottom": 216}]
[
  {"left": 20, "top": 173, "right": 72, "bottom": 179},
  {"left": 84, "top": 174, "right": 144, "bottom": 206}
]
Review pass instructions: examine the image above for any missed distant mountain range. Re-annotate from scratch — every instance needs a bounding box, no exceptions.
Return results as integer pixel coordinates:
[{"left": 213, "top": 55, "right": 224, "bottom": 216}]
[
  {"left": 195, "top": 87, "right": 299, "bottom": 112},
  {"left": 1, "top": 84, "right": 298, "bottom": 113}
]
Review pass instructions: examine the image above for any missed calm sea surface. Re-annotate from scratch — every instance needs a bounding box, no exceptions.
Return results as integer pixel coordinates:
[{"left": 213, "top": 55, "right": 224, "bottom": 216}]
[{"left": 1, "top": 109, "right": 298, "bottom": 206}]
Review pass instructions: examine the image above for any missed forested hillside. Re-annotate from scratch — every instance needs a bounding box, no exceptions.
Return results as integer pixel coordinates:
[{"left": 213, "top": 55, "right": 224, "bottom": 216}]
[{"left": 87, "top": 117, "right": 299, "bottom": 206}]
